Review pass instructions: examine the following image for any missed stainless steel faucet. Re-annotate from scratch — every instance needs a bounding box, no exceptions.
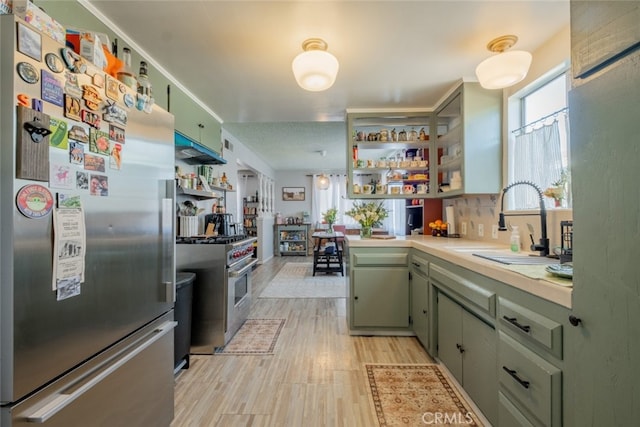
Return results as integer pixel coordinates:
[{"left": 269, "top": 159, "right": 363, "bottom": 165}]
[{"left": 498, "top": 181, "right": 550, "bottom": 257}]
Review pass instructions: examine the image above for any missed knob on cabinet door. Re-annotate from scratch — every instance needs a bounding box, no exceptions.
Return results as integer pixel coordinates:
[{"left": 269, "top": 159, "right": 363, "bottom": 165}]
[{"left": 569, "top": 315, "right": 582, "bottom": 326}]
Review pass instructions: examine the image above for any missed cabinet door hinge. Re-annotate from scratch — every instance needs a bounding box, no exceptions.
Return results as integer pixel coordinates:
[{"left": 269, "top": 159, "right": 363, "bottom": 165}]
[{"left": 409, "top": 315, "right": 413, "bottom": 325}]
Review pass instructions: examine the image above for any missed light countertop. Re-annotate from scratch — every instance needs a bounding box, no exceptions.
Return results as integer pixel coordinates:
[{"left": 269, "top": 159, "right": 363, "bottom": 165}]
[{"left": 345, "top": 235, "right": 572, "bottom": 308}]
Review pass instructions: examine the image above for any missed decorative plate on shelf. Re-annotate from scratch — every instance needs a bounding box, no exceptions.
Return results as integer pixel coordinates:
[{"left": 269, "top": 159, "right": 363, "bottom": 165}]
[{"left": 546, "top": 263, "right": 573, "bottom": 279}]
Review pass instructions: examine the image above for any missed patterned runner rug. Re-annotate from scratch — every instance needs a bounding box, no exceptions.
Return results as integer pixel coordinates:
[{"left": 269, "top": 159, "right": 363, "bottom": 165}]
[
  {"left": 366, "top": 364, "right": 484, "bottom": 426},
  {"left": 215, "top": 319, "right": 285, "bottom": 355},
  {"left": 259, "top": 262, "right": 346, "bottom": 298}
]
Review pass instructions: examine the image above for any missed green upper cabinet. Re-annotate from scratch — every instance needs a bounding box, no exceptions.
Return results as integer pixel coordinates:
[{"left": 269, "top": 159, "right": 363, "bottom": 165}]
[
  {"left": 432, "top": 82, "right": 502, "bottom": 197},
  {"left": 345, "top": 82, "right": 501, "bottom": 199},
  {"left": 171, "top": 90, "right": 223, "bottom": 156}
]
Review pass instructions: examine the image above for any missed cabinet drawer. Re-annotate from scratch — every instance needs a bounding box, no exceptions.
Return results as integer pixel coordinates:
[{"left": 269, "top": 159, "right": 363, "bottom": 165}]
[
  {"left": 498, "top": 391, "right": 535, "bottom": 427},
  {"left": 410, "top": 253, "right": 429, "bottom": 276},
  {"left": 353, "top": 252, "right": 408, "bottom": 266},
  {"left": 498, "top": 332, "right": 562, "bottom": 427},
  {"left": 430, "top": 263, "right": 496, "bottom": 317},
  {"left": 498, "top": 297, "right": 563, "bottom": 359}
]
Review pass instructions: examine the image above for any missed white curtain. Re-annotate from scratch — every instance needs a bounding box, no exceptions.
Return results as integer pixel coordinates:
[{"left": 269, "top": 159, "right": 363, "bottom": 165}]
[{"left": 510, "top": 120, "right": 563, "bottom": 209}]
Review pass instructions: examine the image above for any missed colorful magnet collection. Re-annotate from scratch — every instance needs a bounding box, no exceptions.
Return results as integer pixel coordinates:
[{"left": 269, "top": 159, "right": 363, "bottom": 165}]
[{"left": 14, "top": 19, "right": 143, "bottom": 214}]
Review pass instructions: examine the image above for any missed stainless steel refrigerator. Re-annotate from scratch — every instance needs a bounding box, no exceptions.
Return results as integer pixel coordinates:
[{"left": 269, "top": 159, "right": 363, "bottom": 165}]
[
  {"left": 1, "top": 15, "right": 176, "bottom": 426},
  {"left": 565, "top": 1, "right": 640, "bottom": 425}
]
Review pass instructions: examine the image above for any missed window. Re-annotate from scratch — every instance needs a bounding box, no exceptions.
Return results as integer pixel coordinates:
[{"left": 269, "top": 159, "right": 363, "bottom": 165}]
[{"left": 508, "top": 71, "right": 571, "bottom": 210}]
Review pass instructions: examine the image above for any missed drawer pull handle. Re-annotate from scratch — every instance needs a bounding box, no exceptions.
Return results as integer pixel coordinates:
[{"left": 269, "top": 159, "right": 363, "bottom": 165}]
[
  {"left": 502, "top": 366, "right": 530, "bottom": 389},
  {"left": 412, "top": 262, "right": 421, "bottom": 267},
  {"left": 503, "top": 315, "right": 531, "bottom": 333}
]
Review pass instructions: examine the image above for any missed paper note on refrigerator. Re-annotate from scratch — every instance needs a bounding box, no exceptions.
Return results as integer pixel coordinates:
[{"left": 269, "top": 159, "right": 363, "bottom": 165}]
[{"left": 52, "top": 205, "right": 86, "bottom": 300}]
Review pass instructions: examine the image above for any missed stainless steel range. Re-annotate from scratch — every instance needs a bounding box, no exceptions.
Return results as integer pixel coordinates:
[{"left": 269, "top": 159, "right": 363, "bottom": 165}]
[{"left": 176, "top": 235, "right": 258, "bottom": 353}]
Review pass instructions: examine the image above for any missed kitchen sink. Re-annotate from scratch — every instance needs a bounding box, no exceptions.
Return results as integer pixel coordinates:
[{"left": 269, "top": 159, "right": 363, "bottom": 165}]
[{"left": 472, "top": 252, "right": 560, "bottom": 265}]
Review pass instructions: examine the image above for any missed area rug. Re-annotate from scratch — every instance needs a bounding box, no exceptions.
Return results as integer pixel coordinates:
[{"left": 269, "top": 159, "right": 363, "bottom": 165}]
[
  {"left": 366, "top": 364, "right": 484, "bottom": 427},
  {"left": 259, "top": 262, "right": 346, "bottom": 298},
  {"left": 214, "top": 319, "right": 285, "bottom": 355}
]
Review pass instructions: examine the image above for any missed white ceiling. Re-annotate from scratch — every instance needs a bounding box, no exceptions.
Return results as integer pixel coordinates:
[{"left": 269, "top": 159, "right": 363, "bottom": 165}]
[{"left": 84, "top": 0, "right": 570, "bottom": 171}]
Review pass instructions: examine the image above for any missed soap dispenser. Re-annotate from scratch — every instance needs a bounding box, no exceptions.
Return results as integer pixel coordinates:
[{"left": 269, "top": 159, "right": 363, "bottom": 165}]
[{"left": 510, "top": 226, "right": 521, "bottom": 253}]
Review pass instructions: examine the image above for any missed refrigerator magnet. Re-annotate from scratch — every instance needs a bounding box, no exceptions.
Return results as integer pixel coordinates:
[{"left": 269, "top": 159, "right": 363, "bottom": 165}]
[
  {"left": 123, "top": 93, "right": 134, "bottom": 108},
  {"left": 82, "top": 85, "right": 103, "bottom": 111},
  {"left": 16, "top": 106, "right": 50, "bottom": 181},
  {"left": 93, "top": 73, "right": 105, "bottom": 88},
  {"left": 16, "top": 184, "right": 54, "bottom": 219},
  {"left": 41, "top": 70, "right": 64, "bottom": 107},
  {"left": 61, "top": 48, "right": 87, "bottom": 74},
  {"left": 17, "top": 62, "right": 38, "bottom": 84},
  {"left": 68, "top": 124, "right": 89, "bottom": 143},
  {"left": 105, "top": 76, "right": 120, "bottom": 101},
  {"left": 17, "top": 22, "right": 42, "bottom": 62},
  {"left": 81, "top": 110, "right": 100, "bottom": 128},
  {"left": 45, "top": 53, "right": 64, "bottom": 73},
  {"left": 103, "top": 103, "right": 127, "bottom": 127},
  {"left": 64, "top": 94, "right": 82, "bottom": 121}
]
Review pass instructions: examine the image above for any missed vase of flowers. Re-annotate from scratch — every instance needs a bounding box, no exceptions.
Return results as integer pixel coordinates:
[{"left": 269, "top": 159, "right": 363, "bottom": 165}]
[
  {"left": 345, "top": 201, "right": 389, "bottom": 239},
  {"left": 322, "top": 207, "right": 338, "bottom": 232},
  {"left": 543, "top": 169, "right": 569, "bottom": 207}
]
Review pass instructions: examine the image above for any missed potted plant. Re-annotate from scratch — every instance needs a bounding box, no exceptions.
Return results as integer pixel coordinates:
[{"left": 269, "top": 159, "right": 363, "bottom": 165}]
[
  {"left": 543, "top": 169, "right": 569, "bottom": 207},
  {"left": 322, "top": 207, "right": 338, "bottom": 232}
]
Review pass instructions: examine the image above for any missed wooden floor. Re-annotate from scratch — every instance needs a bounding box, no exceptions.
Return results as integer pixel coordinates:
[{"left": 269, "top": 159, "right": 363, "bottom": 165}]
[{"left": 171, "top": 256, "right": 433, "bottom": 427}]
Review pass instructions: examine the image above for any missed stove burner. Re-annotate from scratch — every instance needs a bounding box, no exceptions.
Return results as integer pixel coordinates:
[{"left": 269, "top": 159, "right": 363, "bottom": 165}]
[{"left": 176, "top": 235, "right": 248, "bottom": 244}]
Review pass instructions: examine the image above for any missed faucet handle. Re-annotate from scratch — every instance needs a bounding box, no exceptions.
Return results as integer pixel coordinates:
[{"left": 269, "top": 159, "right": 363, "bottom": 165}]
[{"left": 498, "top": 213, "right": 508, "bottom": 231}]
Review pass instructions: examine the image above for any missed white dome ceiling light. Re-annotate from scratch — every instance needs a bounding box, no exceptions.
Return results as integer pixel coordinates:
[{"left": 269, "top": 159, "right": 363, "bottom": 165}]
[
  {"left": 292, "top": 38, "right": 339, "bottom": 92},
  {"left": 475, "top": 35, "right": 532, "bottom": 90}
]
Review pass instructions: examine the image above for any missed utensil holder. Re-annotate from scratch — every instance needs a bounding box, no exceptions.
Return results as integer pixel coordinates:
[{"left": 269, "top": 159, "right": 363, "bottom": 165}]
[{"left": 179, "top": 216, "right": 199, "bottom": 237}]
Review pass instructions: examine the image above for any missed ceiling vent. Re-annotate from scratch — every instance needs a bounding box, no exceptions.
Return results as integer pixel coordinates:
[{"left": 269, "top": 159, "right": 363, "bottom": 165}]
[{"left": 224, "top": 139, "right": 234, "bottom": 152}]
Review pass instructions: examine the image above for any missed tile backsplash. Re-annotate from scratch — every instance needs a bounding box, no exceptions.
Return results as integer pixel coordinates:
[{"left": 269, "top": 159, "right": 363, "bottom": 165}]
[{"left": 444, "top": 195, "right": 573, "bottom": 254}]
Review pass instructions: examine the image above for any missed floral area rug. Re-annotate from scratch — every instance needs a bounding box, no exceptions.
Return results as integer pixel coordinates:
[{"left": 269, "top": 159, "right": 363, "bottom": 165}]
[
  {"left": 259, "top": 262, "right": 346, "bottom": 298},
  {"left": 366, "top": 364, "right": 484, "bottom": 426},
  {"left": 214, "top": 319, "right": 285, "bottom": 355}
]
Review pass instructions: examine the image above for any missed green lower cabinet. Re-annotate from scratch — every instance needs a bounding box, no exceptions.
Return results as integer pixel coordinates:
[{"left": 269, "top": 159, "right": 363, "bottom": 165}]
[
  {"left": 352, "top": 267, "right": 409, "bottom": 328},
  {"left": 411, "top": 266, "right": 429, "bottom": 348},
  {"left": 437, "top": 292, "right": 498, "bottom": 425}
]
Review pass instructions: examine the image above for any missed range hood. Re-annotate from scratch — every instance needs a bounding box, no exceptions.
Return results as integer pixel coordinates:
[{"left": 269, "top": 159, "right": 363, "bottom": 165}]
[{"left": 175, "top": 130, "right": 226, "bottom": 165}]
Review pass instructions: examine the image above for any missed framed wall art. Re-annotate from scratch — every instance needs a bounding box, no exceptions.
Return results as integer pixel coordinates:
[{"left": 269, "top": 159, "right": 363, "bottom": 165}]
[
  {"left": 282, "top": 187, "right": 305, "bottom": 201},
  {"left": 17, "top": 22, "right": 42, "bottom": 62}
]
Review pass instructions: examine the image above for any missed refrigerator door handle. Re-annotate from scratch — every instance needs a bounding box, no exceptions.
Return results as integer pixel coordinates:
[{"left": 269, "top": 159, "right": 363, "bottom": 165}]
[
  {"left": 162, "top": 179, "right": 176, "bottom": 303},
  {"left": 25, "top": 321, "right": 177, "bottom": 423},
  {"left": 164, "top": 281, "right": 176, "bottom": 303}
]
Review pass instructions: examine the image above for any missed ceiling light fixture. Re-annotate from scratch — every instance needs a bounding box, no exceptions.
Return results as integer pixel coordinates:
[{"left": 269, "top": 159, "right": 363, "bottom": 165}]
[
  {"left": 475, "top": 35, "right": 532, "bottom": 90},
  {"left": 316, "top": 174, "right": 330, "bottom": 190},
  {"left": 292, "top": 38, "right": 339, "bottom": 92}
]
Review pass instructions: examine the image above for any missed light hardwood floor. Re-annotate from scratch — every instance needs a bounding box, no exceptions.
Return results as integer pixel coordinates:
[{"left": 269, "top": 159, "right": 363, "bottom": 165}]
[{"left": 171, "top": 256, "right": 433, "bottom": 427}]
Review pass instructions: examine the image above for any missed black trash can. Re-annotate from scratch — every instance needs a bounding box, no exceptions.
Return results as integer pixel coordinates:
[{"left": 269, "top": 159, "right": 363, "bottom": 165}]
[{"left": 174, "top": 272, "right": 195, "bottom": 371}]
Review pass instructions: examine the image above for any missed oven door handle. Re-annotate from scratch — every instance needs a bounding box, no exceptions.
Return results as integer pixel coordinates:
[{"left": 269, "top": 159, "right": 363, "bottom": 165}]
[{"left": 229, "top": 259, "right": 258, "bottom": 277}]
